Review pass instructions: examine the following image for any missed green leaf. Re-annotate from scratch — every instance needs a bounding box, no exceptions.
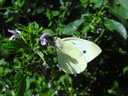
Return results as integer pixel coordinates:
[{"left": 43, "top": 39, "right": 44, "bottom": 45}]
[
  {"left": 36, "top": 51, "right": 47, "bottom": 66},
  {"left": 43, "top": 89, "right": 55, "bottom": 96},
  {"left": 90, "top": 0, "right": 104, "bottom": 8},
  {"left": 0, "top": 43, "right": 10, "bottom": 57},
  {"left": 0, "top": 0, "right": 6, "bottom": 7},
  {"left": 80, "top": 0, "right": 88, "bottom": 8},
  {"left": 0, "top": 67, "right": 3, "bottom": 74},
  {"left": 14, "top": 71, "right": 26, "bottom": 96},
  {"left": 110, "top": 0, "right": 128, "bottom": 20},
  {"left": 81, "top": 22, "right": 90, "bottom": 34},
  {"left": 58, "top": 74, "right": 72, "bottom": 86},
  {"left": 42, "top": 29, "right": 53, "bottom": 34},
  {"left": 62, "top": 18, "right": 85, "bottom": 35},
  {"left": 0, "top": 59, "right": 8, "bottom": 65},
  {"left": 5, "top": 16, "right": 14, "bottom": 23},
  {"left": 109, "top": 0, "right": 128, "bottom": 29},
  {"left": 123, "top": 66, "right": 128, "bottom": 75},
  {"left": 24, "top": 90, "right": 32, "bottom": 96},
  {"left": 52, "top": 10, "right": 59, "bottom": 17},
  {"left": 105, "top": 19, "right": 127, "bottom": 45},
  {"left": 105, "top": 19, "right": 127, "bottom": 39},
  {"left": 118, "top": 0, "right": 128, "bottom": 10},
  {"left": 4, "top": 68, "right": 12, "bottom": 74},
  {"left": 114, "top": 81, "right": 118, "bottom": 88}
]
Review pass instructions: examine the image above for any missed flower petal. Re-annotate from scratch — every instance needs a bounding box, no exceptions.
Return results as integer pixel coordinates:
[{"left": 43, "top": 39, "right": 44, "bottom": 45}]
[
  {"left": 44, "top": 66, "right": 49, "bottom": 69},
  {"left": 48, "top": 83, "right": 52, "bottom": 88},
  {"left": 96, "top": 28, "right": 102, "bottom": 34},
  {"left": 8, "top": 29, "right": 15, "bottom": 34},
  {"left": 72, "top": 34, "right": 77, "bottom": 38},
  {"left": 54, "top": 90, "right": 58, "bottom": 95},
  {"left": 16, "top": 29, "right": 21, "bottom": 34},
  {"left": 96, "top": 29, "right": 100, "bottom": 34},
  {"left": 40, "top": 33, "right": 50, "bottom": 40},
  {"left": 15, "top": 33, "right": 20, "bottom": 39},
  {"left": 8, "top": 35, "right": 15, "bottom": 41},
  {"left": 41, "top": 39, "right": 47, "bottom": 46},
  {"left": 87, "top": 36, "right": 92, "bottom": 38}
]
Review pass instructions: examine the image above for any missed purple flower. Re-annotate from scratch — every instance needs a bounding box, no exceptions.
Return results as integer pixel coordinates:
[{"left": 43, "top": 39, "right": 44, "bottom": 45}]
[
  {"left": 72, "top": 34, "right": 77, "bottom": 38},
  {"left": 2, "top": 88, "right": 6, "bottom": 93},
  {"left": 74, "top": 94, "right": 77, "bottom": 96},
  {"left": 6, "top": 85, "right": 9, "bottom": 89},
  {"left": 60, "top": 2, "right": 64, "bottom": 5},
  {"left": 116, "top": 2, "right": 120, "bottom": 6},
  {"left": 42, "top": 66, "right": 49, "bottom": 76},
  {"left": 54, "top": 90, "right": 58, "bottom": 95},
  {"left": 74, "top": 74, "right": 77, "bottom": 77},
  {"left": 40, "top": 33, "right": 50, "bottom": 46},
  {"left": 59, "top": 15, "right": 62, "bottom": 18},
  {"left": 8, "top": 29, "right": 21, "bottom": 41},
  {"left": 87, "top": 36, "right": 92, "bottom": 39},
  {"left": 48, "top": 83, "right": 52, "bottom": 88},
  {"left": 89, "top": 4, "right": 93, "bottom": 7},
  {"left": 96, "top": 28, "right": 102, "bottom": 34},
  {"left": 60, "top": 6, "right": 63, "bottom": 9}
]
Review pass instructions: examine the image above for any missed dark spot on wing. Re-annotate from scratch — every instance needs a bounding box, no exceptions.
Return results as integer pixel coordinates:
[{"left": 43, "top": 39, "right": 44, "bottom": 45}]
[{"left": 83, "top": 50, "right": 86, "bottom": 54}]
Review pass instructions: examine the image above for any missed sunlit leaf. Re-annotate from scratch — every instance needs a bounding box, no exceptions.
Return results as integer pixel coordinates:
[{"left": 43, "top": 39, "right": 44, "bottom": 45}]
[
  {"left": 114, "top": 81, "right": 118, "bottom": 88},
  {"left": 90, "top": 0, "right": 104, "bottom": 8},
  {"left": 43, "top": 89, "right": 55, "bottom": 96},
  {"left": 0, "top": 0, "right": 6, "bottom": 7},
  {"left": 110, "top": 0, "right": 128, "bottom": 20},
  {"left": 118, "top": 0, "right": 128, "bottom": 10},
  {"left": 5, "top": 16, "right": 14, "bottom": 23},
  {"left": 58, "top": 74, "right": 72, "bottom": 86},
  {"left": 123, "top": 66, "right": 128, "bottom": 75},
  {"left": 105, "top": 19, "right": 127, "bottom": 45},
  {"left": 62, "top": 18, "right": 85, "bottom": 35},
  {"left": 0, "top": 59, "right": 8, "bottom": 65}
]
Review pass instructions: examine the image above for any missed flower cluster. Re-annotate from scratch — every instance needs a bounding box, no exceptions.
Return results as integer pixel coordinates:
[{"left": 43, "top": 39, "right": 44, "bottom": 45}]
[{"left": 8, "top": 29, "right": 50, "bottom": 46}]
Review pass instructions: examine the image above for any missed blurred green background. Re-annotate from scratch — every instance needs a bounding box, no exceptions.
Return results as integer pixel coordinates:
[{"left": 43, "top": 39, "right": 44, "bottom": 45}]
[{"left": 0, "top": 0, "right": 128, "bottom": 96}]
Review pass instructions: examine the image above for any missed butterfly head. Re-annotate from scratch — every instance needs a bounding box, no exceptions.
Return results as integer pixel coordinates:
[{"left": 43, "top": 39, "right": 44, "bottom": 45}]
[{"left": 55, "top": 37, "right": 62, "bottom": 49}]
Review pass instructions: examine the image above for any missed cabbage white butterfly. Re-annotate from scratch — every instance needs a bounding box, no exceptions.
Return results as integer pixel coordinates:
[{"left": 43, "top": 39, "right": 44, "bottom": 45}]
[{"left": 55, "top": 37, "right": 102, "bottom": 74}]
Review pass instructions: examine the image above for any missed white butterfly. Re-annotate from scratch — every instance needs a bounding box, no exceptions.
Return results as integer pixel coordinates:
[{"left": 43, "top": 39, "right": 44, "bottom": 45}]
[{"left": 55, "top": 37, "right": 102, "bottom": 74}]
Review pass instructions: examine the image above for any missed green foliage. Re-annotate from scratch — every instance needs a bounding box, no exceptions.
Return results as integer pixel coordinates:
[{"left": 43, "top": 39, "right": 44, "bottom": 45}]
[
  {"left": 110, "top": 0, "right": 128, "bottom": 27},
  {"left": 105, "top": 19, "right": 127, "bottom": 45},
  {"left": 118, "top": 0, "right": 128, "bottom": 13},
  {"left": 0, "top": 0, "right": 6, "bottom": 7},
  {"left": 90, "top": 0, "right": 104, "bottom": 9},
  {"left": 14, "top": 70, "right": 26, "bottom": 96},
  {"left": 123, "top": 66, "right": 128, "bottom": 75},
  {"left": 62, "top": 18, "right": 85, "bottom": 35},
  {"left": 0, "top": 0, "right": 128, "bottom": 95}
]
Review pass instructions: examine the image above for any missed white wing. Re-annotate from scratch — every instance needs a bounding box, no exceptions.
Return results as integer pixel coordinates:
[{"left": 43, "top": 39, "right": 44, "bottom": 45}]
[
  {"left": 62, "top": 37, "right": 102, "bottom": 63},
  {"left": 56, "top": 38, "right": 87, "bottom": 74}
]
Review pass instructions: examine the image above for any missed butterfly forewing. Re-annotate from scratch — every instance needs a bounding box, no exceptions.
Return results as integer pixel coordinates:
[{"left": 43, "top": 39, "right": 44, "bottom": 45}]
[
  {"left": 62, "top": 38, "right": 102, "bottom": 63},
  {"left": 56, "top": 39, "right": 87, "bottom": 74}
]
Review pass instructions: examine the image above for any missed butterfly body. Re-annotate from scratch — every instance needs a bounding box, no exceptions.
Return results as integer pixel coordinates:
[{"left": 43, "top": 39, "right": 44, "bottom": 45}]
[{"left": 56, "top": 37, "right": 102, "bottom": 74}]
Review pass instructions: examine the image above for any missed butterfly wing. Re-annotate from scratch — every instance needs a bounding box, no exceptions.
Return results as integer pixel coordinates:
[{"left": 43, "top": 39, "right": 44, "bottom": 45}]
[
  {"left": 62, "top": 37, "right": 102, "bottom": 63},
  {"left": 56, "top": 38, "right": 87, "bottom": 74}
]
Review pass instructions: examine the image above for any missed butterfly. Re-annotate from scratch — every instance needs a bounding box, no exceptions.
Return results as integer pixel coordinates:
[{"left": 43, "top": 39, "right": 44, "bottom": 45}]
[{"left": 55, "top": 37, "right": 102, "bottom": 74}]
